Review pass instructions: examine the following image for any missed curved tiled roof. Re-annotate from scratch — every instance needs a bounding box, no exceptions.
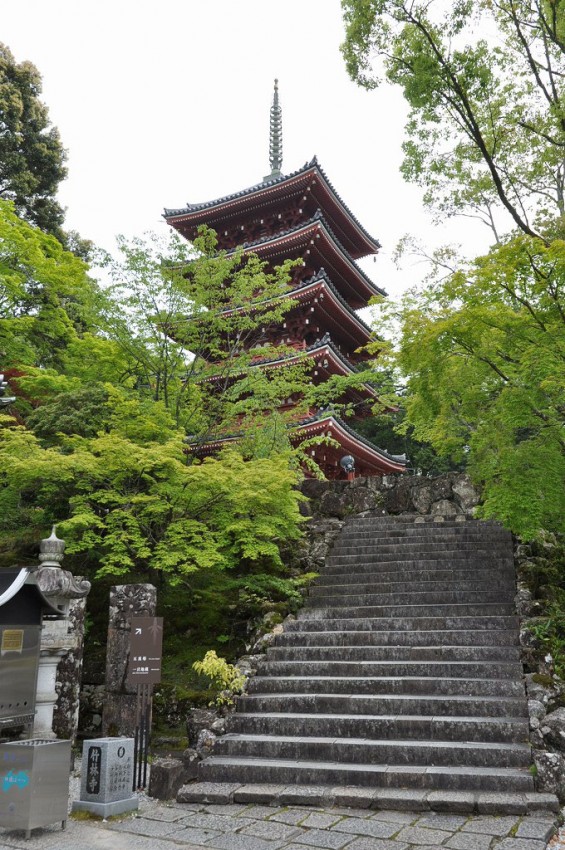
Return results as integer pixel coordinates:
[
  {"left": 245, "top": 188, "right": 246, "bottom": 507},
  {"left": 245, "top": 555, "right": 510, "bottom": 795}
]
[
  {"left": 290, "top": 270, "right": 374, "bottom": 336},
  {"left": 217, "top": 269, "right": 373, "bottom": 339},
  {"left": 297, "top": 414, "right": 407, "bottom": 467},
  {"left": 164, "top": 157, "right": 381, "bottom": 255},
  {"left": 248, "top": 333, "right": 367, "bottom": 378},
  {"left": 234, "top": 210, "right": 386, "bottom": 301},
  {"left": 188, "top": 413, "right": 406, "bottom": 470}
]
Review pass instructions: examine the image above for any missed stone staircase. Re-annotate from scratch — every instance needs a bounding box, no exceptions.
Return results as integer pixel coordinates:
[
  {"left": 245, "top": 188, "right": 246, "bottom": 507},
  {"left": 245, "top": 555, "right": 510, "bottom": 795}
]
[{"left": 188, "top": 515, "right": 556, "bottom": 811}]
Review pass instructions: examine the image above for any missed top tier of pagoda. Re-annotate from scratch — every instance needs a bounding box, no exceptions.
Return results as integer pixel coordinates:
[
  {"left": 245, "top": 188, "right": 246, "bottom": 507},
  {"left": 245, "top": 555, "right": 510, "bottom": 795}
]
[{"left": 163, "top": 82, "right": 406, "bottom": 478}]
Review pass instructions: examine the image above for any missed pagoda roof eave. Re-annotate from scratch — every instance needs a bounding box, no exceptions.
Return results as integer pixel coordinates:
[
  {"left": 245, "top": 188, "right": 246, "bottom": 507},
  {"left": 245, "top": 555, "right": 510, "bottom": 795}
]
[
  {"left": 292, "top": 271, "right": 374, "bottom": 338},
  {"left": 189, "top": 414, "right": 406, "bottom": 474},
  {"left": 200, "top": 337, "right": 378, "bottom": 400},
  {"left": 243, "top": 337, "right": 378, "bottom": 397},
  {"left": 217, "top": 270, "right": 374, "bottom": 344},
  {"left": 233, "top": 213, "right": 386, "bottom": 304},
  {"left": 296, "top": 415, "right": 407, "bottom": 473},
  {"left": 163, "top": 157, "right": 381, "bottom": 258}
]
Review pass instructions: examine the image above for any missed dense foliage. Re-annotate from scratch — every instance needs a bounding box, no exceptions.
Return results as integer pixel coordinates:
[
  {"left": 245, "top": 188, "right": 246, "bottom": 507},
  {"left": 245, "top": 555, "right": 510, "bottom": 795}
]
[
  {"left": 373, "top": 234, "right": 565, "bottom": 538},
  {"left": 0, "top": 202, "right": 310, "bottom": 580},
  {"left": 342, "top": 0, "right": 565, "bottom": 538},
  {"left": 341, "top": 0, "right": 565, "bottom": 239},
  {"left": 0, "top": 43, "right": 67, "bottom": 242}
]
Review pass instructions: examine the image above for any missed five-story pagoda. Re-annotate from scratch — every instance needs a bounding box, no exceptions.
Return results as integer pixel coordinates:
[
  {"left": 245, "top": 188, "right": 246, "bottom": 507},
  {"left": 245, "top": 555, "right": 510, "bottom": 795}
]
[{"left": 164, "top": 82, "right": 405, "bottom": 478}]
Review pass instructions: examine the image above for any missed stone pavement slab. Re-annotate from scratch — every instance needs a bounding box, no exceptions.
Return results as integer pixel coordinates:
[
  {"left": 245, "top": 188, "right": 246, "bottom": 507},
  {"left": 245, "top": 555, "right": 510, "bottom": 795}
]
[
  {"left": 446, "top": 833, "right": 494, "bottom": 850},
  {"left": 301, "top": 813, "right": 343, "bottom": 829},
  {"left": 461, "top": 815, "right": 521, "bottom": 836},
  {"left": 283, "top": 828, "right": 352, "bottom": 848},
  {"left": 330, "top": 816, "right": 399, "bottom": 838},
  {"left": 517, "top": 821, "right": 559, "bottom": 841},
  {"left": 344, "top": 840, "right": 410, "bottom": 850},
  {"left": 0, "top": 796, "right": 560, "bottom": 850},
  {"left": 239, "top": 820, "right": 305, "bottom": 841},
  {"left": 394, "top": 824, "right": 455, "bottom": 844}
]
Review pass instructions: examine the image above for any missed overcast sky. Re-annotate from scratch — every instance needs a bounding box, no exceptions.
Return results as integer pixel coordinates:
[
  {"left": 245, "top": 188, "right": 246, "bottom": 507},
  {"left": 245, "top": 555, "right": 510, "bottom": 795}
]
[{"left": 3, "top": 0, "right": 490, "bottom": 299}]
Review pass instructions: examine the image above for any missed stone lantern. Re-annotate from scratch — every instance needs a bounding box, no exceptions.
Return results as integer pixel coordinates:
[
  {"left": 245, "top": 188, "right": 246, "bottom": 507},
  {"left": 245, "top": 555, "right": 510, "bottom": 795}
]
[{"left": 34, "top": 528, "right": 91, "bottom": 740}]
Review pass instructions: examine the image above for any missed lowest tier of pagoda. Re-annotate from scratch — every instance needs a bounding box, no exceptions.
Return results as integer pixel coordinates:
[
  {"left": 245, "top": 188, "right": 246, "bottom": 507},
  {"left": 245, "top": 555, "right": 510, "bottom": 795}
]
[{"left": 164, "top": 88, "right": 405, "bottom": 478}]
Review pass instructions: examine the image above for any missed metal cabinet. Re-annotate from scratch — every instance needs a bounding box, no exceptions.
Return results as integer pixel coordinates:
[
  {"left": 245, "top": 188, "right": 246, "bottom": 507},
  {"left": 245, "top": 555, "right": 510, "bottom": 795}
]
[{"left": 0, "top": 739, "right": 71, "bottom": 839}]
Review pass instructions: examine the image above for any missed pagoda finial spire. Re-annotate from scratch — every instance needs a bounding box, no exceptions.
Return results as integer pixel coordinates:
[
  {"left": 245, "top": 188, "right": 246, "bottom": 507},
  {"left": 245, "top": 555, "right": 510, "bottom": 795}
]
[{"left": 265, "top": 78, "right": 283, "bottom": 181}]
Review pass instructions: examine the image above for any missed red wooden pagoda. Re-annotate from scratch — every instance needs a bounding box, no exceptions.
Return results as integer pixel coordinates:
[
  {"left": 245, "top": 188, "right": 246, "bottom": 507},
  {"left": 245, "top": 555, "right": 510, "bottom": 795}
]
[{"left": 164, "top": 81, "right": 405, "bottom": 478}]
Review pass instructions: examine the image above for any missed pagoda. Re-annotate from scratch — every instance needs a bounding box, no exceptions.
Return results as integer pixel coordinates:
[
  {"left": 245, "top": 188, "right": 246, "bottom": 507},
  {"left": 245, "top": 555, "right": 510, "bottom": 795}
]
[{"left": 164, "top": 81, "right": 405, "bottom": 478}]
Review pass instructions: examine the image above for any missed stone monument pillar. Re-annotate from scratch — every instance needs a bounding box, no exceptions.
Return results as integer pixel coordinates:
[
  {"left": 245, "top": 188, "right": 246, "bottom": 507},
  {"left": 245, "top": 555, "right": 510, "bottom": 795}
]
[
  {"left": 34, "top": 528, "right": 91, "bottom": 740},
  {"left": 102, "top": 584, "right": 157, "bottom": 737}
]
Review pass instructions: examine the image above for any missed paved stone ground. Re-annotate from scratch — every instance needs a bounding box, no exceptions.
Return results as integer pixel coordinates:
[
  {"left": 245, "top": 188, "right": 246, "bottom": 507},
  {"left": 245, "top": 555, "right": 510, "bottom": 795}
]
[{"left": 0, "top": 798, "right": 560, "bottom": 850}]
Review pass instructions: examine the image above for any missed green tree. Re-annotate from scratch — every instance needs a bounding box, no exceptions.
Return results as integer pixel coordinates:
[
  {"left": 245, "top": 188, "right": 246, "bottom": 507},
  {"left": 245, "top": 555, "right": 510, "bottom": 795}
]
[
  {"left": 375, "top": 232, "right": 565, "bottom": 538},
  {"left": 0, "top": 412, "right": 304, "bottom": 579},
  {"left": 341, "top": 0, "right": 565, "bottom": 239},
  {"left": 342, "top": 1, "right": 565, "bottom": 537},
  {"left": 100, "top": 228, "right": 304, "bottom": 440},
  {"left": 100, "top": 227, "right": 371, "bottom": 460},
  {"left": 0, "top": 44, "right": 67, "bottom": 241},
  {"left": 0, "top": 199, "right": 104, "bottom": 384}
]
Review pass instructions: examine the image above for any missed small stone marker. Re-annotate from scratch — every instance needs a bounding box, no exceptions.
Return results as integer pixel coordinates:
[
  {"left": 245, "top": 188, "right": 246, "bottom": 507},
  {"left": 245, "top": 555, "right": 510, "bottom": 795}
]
[{"left": 72, "top": 737, "right": 138, "bottom": 817}]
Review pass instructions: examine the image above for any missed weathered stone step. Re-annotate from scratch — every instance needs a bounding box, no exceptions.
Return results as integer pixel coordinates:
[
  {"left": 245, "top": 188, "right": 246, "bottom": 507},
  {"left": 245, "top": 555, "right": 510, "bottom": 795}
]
[
  {"left": 255, "top": 659, "right": 523, "bottom": 679},
  {"left": 178, "top": 782, "right": 559, "bottom": 815},
  {"left": 275, "top": 628, "right": 520, "bottom": 647},
  {"left": 312, "top": 574, "right": 515, "bottom": 593},
  {"left": 237, "top": 692, "right": 529, "bottom": 717},
  {"left": 304, "top": 590, "right": 512, "bottom": 608},
  {"left": 329, "top": 542, "right": 511, "bottom": 557},
  {"left": 299, "top": 603, "right": 516, "bottom": 620},
  {"left": 247, "top": 674, "right": 525, "bottom": 697},
  {"left": 198, "top": 756, "right": 534, "bottom": 792},
  {"left": 267, "top": 644, "right": 521, "bottom": 662},
  {"left": 324, "top": 554, "right": 514, "bottom": 571},
  {"left": 228, "top": 712, "right": 530, "bottom": 743},
  {"left": 285, "top": 615, "right": 519, "bottom": 632},
  {"left": 193, "top": 511, "right": 528, "bottom": 807},
  {"left": 215, "top": 733, "right": 532, "bottom": 768},
  {"left": 331, "top": 531, "right": 512, "bottom": 549},
  {"left": 327, "top": 551, "right": 512, "bottom": 567},
  {"left": 335, "top": 525, "right": 512, "bottom": 540}
]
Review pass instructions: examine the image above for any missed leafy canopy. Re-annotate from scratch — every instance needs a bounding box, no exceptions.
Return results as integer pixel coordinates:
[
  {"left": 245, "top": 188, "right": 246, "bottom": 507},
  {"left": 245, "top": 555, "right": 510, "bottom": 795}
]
[
  {"left": 374, "top": 232, "right": 565, "bottom": 538},
  {"left": 0, "top": 203, "right": 309, "bottom": 578},
  {"left": 0, "top": 414, "right": 303, "bottom": 579},
  {"left": 341, "top": 0, "right": 565, "bottom": 240},
  {"left": 0, "top": 43, "right": 67, "bottom": 241}
]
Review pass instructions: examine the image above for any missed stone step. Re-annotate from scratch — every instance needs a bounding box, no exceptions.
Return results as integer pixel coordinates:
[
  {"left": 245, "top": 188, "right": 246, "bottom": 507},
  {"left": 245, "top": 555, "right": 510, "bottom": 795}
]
[
  {"left": 324, "top": 549, "right": 513, "bottom": 572},
  {"left": 331, "top": 532, "right": 512, "bottom": 549},
  {"left": 304, "top": 590, "right": 512, "bottom": 608},
  {"left": 228, "top": 712, "right": 530, "bottom": 743},
  {"left": 275, "top": 628, "right": 520, "bottom": 647},
  {"left": 285, "top": 615, "right": 519, "bottom": 632},
  {"left": 311, "top": 574, "right": 515, "bottom": 592},
  {"left": 335, "top": 525, "right": 512, "bottom": 540},
  {"left": 178, "top": 782, "right": 559, "bottom": 815},
  {"left": 214, "top": 733, "right": 532, "bottom": 769},
  {"left": 247, "top": 675, "right": 525, "bottom": 697},
  {"left": 324, "top": 554, "right": 514, "bottom": 571},
  {"left": 254, "top": 659, "right": 523, "bottom": 679},
  {"left": 237, "top": 692, "right": 529, "bottom": 718},
  {"left": 194, "top": 512, "right": 528, "bottom": 807},
  {"left": 266, "top": 644, "right": 522, "bottom": 662},
  {"left": 298, "top": 603, "right": 516, "bottom": 620},
  {"left": 329, "top": 542, "right": 511, "bottom": 557},
  {"left": 198, "top": 756, "right": 534, "bottom": 792}
]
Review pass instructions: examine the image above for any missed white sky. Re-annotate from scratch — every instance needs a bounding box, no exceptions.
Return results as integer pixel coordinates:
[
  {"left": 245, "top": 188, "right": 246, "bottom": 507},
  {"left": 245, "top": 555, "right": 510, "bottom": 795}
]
[{"left": 3, "top": 0, "right": 491, "bottom": 300}]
